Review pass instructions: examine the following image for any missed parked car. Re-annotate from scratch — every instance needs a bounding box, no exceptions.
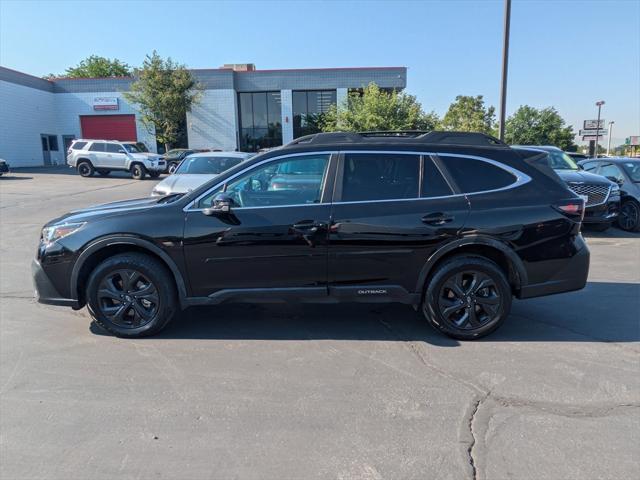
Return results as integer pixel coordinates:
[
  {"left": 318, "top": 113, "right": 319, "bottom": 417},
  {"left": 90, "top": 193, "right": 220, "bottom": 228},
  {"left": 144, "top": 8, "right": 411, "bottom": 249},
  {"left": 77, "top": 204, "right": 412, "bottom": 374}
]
[
  {"left": 579, "top": 157, "right": 640, "bottom": 232},
  {"left": 0, "top": 158, "right": 9, "bottom": 176},
  {"left": 566, "top": 152, "right": 590, "bottom": 162},
  {"left": 163, "top": 149, "right": 203, "bottom": 174},
  {"left": 151, "top": 152, "right": 251, "bottom": 197},
  {"left": 33, "top": 131, "right": 590, "bottom": 339},
  {"left": 67, "top": 139, "right": 165, "bottom": 180},
  {"left": 513, "top": 145, "right": 620, "bottom": 231}
]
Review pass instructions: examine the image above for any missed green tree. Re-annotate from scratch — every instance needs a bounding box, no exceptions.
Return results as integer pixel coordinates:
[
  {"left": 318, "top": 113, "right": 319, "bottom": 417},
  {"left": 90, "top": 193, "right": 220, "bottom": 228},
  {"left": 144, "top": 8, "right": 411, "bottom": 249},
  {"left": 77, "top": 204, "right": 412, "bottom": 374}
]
[
  {"left": 441, "top": 95, "right": 496, "bottom": 134},
  {"left": 123, "top": 51, "right": 201, "bottom": 150},
  {"left": 46, "top": 55, "right": 131, "bottom": 79},
  {"left": 321, "top": 83, "right": 439, "bottom": 133},
  {"left": 504, "top": 105, "right": 575, "bottom": 150}
]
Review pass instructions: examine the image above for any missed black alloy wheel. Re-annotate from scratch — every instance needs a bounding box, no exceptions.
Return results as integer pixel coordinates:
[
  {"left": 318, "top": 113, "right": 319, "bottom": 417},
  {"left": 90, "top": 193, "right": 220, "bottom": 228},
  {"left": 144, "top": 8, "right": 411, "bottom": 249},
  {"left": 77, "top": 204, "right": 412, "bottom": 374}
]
[
  {"left": 86, "top": 253, "right": 177, "bottom": 337},
  {"left": 423, "top": 256, "right": 511, "bottom": 340},
  {"left": 97, "top": 270, "right": 159, "bottom": 328},
  {"left": 131, "top": 163, "right": 146, "bottom": 180},
  {"left": 77, "top": 161, "right": 94, "bottom": 177},
  {"left": 438, "top": 271, "right": 500, "bottom": 330},
  {"left": 618, "top": 200, "right": 640, "bottom": 232}
]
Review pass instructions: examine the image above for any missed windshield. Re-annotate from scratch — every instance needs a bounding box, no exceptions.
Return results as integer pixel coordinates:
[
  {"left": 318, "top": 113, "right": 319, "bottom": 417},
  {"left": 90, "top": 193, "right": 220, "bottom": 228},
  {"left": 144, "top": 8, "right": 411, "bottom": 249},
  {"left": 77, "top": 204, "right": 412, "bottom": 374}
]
[
  {"left": 122, "top": 144, "right": 141, "bottom": 153},
  {"left": 546, "top": 151, "right": 579, "bottom": 170},
  {"left": 165, "top": 149, "right": 187, "bottom": 159},
  {"left": 175, "top": 156, "right": 242, "bottom": 174},
  {"left": 621, "top": 161, "right": 640, "bottom": 182}
]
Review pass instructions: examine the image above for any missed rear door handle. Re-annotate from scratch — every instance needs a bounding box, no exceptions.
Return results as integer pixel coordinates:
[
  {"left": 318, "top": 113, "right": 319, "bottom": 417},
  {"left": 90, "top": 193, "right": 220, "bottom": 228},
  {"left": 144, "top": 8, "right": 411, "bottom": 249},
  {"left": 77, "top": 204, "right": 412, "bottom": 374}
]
[{"left": 422, "top": 212, "right": 454, "bottom": 226}]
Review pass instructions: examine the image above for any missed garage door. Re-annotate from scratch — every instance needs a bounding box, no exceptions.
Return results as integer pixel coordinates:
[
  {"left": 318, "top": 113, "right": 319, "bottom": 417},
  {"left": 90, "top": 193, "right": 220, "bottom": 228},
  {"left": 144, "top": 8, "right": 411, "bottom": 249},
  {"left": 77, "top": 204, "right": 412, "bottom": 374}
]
[{"left": 80, "top": 115, "right": 137, "bottom": 141}]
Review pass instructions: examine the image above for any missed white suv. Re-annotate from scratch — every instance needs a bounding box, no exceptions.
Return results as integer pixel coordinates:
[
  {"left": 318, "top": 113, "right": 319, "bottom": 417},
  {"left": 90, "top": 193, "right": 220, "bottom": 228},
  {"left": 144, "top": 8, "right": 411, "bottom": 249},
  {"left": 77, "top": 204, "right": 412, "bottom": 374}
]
[{"left": 67, "top": 139, "right": 165, "bottom": 180}]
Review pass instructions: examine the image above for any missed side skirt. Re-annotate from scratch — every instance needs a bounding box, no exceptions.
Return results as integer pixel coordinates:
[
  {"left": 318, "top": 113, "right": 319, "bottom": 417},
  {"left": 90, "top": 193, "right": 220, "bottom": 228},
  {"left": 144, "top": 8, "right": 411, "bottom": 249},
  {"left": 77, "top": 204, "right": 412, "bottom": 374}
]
[{"left": 183, "top": 285, "right": 420, "bottom": 307}]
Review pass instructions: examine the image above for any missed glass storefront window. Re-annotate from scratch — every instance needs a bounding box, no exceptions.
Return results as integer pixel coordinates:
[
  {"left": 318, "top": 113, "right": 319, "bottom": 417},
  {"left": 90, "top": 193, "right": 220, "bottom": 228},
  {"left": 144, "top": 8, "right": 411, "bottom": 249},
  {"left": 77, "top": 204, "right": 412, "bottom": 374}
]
[
  {"left": 292, "top": 90, "right": 337, "bottom": 139},
  {"left": 238, "top": 92, "right": 282, "bottom": 152}
]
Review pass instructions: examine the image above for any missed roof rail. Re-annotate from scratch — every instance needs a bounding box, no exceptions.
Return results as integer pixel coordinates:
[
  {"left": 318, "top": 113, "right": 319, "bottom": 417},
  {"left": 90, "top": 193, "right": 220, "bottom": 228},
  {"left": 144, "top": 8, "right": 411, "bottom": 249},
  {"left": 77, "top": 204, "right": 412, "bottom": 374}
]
[{"left": 285, "top": 131, "right": 507, "bottom": 147}]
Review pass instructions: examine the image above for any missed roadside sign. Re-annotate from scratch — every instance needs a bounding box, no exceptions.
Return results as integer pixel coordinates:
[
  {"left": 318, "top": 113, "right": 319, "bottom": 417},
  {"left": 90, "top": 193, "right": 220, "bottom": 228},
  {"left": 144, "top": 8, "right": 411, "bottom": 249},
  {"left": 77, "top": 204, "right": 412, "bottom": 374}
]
[
  {"left": 629, "top": 136, "right": 639, "bottom": 146},
  {"left": 579, "top": 129, "right": 607, "bottom": 136},
  {"left": 584, "top": 119, "right": 605, "bottom": 129},
  {"left": 582, "top": 136, "right": 602, "bottom": 141}
]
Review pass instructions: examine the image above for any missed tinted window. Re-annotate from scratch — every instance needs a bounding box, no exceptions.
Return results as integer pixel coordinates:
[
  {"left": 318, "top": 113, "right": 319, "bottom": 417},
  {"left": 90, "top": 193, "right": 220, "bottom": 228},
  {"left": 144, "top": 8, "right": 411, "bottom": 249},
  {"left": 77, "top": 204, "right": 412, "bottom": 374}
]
[
  {"left": 176, "top": 156, "right": 242, "bottom": 174},
  {"left": 71, "top": 141, "right": 87, "bottom": 150},
  {"left": 621, "top": 161, "right": 640, "bottom": 182},
  {"left": 581, "top": 161, "right": 600, "bottom": 173},
  {"left": 422, "top": 157, "right": 453, "bottom": 198},
  {"left": 122, "top": 144, "right": 140, "bottom": 153},
  {"left": 342, "top": 153, "right": 419, "bottom": 202},
  {"left": 599, "top": 163, "right": 624, "bottom": 183},
  {"left": 106, "top": 143, "right": 124, "bottom": 153},
  {"left": 439, "top": 155, "right": 517, "bottom": 193},
  {"left": 88, "top": 142, "right": 105, "bottom": 152},
  {"left": 197, "top": 154, "right": 330, "bottom": 209}
]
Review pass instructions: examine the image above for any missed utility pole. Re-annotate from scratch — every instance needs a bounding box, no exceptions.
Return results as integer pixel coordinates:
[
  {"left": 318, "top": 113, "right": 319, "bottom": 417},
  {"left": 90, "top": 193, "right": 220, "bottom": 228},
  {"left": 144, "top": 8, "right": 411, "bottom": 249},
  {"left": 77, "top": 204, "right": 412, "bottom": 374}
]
[
  {"left": 498, "top": 0, "right": 512, "bottom": 141},
  {"left": 594, "top": 100, "right": 605, "bottom": 157},
  {"left": 606, "top": 121, "right": 614, "bottom": 156}
]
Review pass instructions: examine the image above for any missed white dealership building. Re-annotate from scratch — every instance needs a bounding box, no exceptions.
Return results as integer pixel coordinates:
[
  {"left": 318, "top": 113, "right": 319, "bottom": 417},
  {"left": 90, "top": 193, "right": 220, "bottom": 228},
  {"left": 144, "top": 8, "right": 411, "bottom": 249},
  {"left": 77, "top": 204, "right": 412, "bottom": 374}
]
[{"left": 0, "top": 64, "right": 407, "bottom": 167}]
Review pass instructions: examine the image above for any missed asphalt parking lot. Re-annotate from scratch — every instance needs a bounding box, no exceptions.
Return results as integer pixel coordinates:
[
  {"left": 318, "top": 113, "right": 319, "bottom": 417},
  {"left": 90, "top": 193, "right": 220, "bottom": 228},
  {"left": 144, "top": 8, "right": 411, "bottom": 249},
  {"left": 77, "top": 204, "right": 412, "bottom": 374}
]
[{"left": 1, "top": 167, "right": 639, "bottom": 480}]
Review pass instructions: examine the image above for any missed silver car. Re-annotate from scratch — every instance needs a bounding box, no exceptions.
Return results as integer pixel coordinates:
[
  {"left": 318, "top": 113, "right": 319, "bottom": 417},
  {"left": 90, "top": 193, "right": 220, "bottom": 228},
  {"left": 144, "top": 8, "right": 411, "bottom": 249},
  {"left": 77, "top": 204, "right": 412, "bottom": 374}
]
[{"left": 151, "top": 151, "right": 251, "bottom": 196}]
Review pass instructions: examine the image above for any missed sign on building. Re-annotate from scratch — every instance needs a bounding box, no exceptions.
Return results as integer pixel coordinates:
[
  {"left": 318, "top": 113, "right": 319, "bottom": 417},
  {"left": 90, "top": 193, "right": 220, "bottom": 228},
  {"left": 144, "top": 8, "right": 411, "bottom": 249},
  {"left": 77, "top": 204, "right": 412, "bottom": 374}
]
[
  {"left": 583, "top": 119, "right": 605, "bottom": 130},
  {"left": 93, "top": 97, "right": 119, "bottom": 111}
]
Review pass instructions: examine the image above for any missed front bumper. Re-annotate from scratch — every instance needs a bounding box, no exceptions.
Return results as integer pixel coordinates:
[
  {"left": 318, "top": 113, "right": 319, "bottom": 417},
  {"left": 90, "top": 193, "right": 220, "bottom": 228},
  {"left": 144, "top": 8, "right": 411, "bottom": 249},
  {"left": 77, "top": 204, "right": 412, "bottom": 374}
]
[
  {"left": 518, "top": 235, "right": 590, "bottom": 299},
  {"left": 146, "top": 161, "right": 166, "bottom": 172},
  {"left": 583, "top": 201, "right": 619, "bottom": 224},
  {"left": 31, "top": 259, "right": 78, "bottom": 308}
]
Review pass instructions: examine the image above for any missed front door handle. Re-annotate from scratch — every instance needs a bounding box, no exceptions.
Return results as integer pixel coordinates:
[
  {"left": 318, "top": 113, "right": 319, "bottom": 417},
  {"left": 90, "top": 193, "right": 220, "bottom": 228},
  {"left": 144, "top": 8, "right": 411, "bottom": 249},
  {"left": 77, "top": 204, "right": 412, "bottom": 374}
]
[
  {"left": 422, "top": 212, "right": 454, "bottom": 226},
  {"left": 292, "top": 221, "right": 327, "bottom": 247}
]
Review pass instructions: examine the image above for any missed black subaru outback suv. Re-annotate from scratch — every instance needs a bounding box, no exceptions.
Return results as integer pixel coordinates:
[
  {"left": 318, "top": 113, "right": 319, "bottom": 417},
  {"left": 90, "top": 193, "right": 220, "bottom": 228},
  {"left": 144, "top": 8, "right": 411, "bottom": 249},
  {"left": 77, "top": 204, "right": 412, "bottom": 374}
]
[{"left": 33, "top": 132, "right": 590, "bottom": 340}]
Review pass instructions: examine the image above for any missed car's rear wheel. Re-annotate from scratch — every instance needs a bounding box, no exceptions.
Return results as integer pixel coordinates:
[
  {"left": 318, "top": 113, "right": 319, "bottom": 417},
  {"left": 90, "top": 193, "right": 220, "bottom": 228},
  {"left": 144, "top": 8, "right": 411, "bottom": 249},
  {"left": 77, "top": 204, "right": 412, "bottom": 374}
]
[
  {"left": 130, "top": 163, "right": 146, "bottom": 180},
  {"left": 618, "top": 200, "right": 640, "bottom": 232},
  {"left": 422, "top": 256, "right": 512, "bottom": 340},
  {"left": 86, "top": 253, "right": 178, "bottom": 338},
  {"left": 77, "top": 161, "right": 94, "bottom": 177},
  {"left": 97, "top": 169, "right": 110, "bottom": 176}
]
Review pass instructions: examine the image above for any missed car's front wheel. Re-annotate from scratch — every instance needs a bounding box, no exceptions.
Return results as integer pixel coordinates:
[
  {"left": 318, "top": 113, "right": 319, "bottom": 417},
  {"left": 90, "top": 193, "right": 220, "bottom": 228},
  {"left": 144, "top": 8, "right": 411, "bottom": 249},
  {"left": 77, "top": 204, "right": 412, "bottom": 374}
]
[
  {"left": 86, "top": 253, "right": 178, "bottom": 337},
  {"left": 618, "top": 200, "right": 640, "bottom": 232},
  {"left": 422, "top": 256, "right": 512, "bottom": 340},
  {"left": 130, "top": 163, "right": 146, "bottom": 180}
]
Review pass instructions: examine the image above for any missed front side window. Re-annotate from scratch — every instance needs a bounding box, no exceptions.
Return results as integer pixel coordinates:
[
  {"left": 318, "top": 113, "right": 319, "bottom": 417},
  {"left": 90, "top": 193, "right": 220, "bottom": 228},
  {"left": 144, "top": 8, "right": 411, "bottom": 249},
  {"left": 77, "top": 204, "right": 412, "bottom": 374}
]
[
  {"left": 341, "top": 153, "right": 420, "bottom": 202},
  {"left": 621, "top": 161, "right": 640, "bottom": 183},
  {"left": 176, "top": 156, "right": 243, "bottom": 175},
  {"left": 197, "top": 154, "right": 330, "bottom": 209},
  {"left": 581, "top": 161, "right": 600, "bottom": 173},
  {"left": 121, "top": 143, "right": 140, "bottom": 153},
  {"left": 88, "top": 142, "right": 105, "bottom": 152},
  {"left": 439, "top": 155, "right": 517, "bottom": 193},
  {"left": 599, "top": 163, "right": 624, "bottom": 183}
]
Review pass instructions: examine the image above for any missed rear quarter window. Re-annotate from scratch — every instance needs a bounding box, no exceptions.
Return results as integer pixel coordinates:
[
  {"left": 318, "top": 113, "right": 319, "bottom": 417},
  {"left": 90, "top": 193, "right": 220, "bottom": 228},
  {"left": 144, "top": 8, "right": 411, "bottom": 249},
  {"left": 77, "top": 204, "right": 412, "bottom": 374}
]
[
  {"left": 71, "top": 141, "right": 87, "bottom": 150},
  {"left": 438, "top": 155, "right": 517, "bottom": 193}
]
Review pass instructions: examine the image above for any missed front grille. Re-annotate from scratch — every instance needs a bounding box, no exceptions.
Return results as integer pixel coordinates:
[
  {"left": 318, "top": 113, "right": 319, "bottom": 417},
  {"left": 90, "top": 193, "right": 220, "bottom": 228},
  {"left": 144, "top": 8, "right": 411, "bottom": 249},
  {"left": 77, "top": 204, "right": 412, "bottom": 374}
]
[{"left": 567, "top": 183, "right": 611, "bottom": 207}]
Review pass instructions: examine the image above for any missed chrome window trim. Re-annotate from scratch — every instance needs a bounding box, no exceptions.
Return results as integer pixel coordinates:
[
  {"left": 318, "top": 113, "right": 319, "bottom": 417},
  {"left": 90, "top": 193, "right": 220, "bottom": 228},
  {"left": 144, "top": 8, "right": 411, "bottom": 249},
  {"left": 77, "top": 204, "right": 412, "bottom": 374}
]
[
  {"left": 184, "top": 151, "right": 336, "bottom": 212},
  {"left": 184, "top": 149, "right": 532, "bottom": 211}
]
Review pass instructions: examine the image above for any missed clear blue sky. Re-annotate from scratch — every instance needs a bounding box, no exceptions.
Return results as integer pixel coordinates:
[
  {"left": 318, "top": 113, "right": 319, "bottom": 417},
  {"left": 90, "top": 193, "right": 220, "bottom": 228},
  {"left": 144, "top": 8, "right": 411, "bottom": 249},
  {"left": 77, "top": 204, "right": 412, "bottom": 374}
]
[{"left": 1, "top": 0, "right": 638, "bottom": 145}]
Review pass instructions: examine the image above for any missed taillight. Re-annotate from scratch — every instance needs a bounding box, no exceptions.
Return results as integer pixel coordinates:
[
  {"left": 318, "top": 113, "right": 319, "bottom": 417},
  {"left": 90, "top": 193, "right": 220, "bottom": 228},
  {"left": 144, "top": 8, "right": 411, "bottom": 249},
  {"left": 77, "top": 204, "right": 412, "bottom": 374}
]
[{"left": 553, "top": 199, "right": 585, "bottom": 221}]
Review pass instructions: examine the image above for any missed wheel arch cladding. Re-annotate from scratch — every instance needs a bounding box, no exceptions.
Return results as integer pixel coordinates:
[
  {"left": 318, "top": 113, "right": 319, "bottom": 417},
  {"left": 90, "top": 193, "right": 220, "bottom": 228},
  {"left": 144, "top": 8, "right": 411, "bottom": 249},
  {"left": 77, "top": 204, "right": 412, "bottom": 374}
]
[
  {"left": 71, "top": 237, "right": 188, "bottom": 308},
  {"left": 416, "top": 238, "right": 527, "bottom": 295}
]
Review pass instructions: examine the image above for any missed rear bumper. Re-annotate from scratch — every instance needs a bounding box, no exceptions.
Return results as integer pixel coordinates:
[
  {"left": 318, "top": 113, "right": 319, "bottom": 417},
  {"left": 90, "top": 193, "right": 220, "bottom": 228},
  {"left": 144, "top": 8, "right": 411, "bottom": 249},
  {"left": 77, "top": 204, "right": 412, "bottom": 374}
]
[
  {"left": 517, "top": 236, "right": 590, "bottom": 299},
  {"left": 31, "top": 259, "right": 79, "bottom": 308}
]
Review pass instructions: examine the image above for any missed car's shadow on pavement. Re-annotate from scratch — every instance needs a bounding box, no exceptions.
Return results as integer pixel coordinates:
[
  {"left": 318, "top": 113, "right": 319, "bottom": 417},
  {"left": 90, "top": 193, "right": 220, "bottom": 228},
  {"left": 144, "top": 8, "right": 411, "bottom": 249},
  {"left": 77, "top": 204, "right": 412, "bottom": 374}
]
[{"left": 90, "top": 281, "right": 640, "bottom": 346}]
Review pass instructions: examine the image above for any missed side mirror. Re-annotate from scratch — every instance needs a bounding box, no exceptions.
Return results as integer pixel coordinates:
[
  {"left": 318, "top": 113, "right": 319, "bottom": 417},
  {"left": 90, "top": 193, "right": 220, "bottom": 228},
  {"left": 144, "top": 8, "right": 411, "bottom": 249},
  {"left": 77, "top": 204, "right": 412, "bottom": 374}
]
[
  {"left": 606, "top": 176, "right": 623, "bottom": 186},
  {"left": 203, "top": 193, "right": 234, "bottom": 216}
]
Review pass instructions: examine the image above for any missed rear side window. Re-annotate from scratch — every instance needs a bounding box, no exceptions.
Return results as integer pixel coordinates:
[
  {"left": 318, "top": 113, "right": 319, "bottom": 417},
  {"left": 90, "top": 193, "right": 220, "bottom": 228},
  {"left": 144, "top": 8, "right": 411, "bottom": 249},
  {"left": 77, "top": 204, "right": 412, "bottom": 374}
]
[
  {"left": 422, "top": 157, "right": 453, "bottom": 198},
  {"left": 342, "top": 153, "right": 420, "bottom": 201},
  {"left": 438, "top": 155, "right": 517, "bottom": 193},
  {"left": 88, "top": 142, "right": 105, "bottom": 152},
  {"left": 71, "top": 141, "right": 87, "bottom": 150}
]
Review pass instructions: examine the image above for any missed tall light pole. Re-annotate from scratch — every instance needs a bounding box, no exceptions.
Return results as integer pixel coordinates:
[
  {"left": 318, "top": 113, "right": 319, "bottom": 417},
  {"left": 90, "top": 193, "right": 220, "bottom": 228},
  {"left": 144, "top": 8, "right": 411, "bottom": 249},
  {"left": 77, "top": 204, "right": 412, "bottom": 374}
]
[
  {"left": 498, "top": 0, "right": 512, "bottom": 141},
  {"left": 606, "top": 121, "right": 615, "bottom": 156},
  {"left": 594, "top": 100, "right": 605, "bottom": 157}
]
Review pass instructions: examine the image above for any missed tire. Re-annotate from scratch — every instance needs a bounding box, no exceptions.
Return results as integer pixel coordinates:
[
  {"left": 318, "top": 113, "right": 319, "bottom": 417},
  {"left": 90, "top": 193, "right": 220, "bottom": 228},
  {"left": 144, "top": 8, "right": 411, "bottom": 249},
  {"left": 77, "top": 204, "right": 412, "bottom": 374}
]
[
  {"left": 77, "top": 161, "right": 94, "bottom": 177},
  {"left": 130, "top": 163, "right": 146, "bottom": 180},
  {"left": 617, "top": 200, "right": 640, "bottom": 232},
  {"left": 86, "top": 253, "right": 178, "bottom": 338},
  {"left": 97, "top": 169, "right": 110, "bottom": 176},
  {"left": 587, "top": 222, "right": 611, "bottom": 232},
  {"left": 149, "top": 171, "right": 161, "bottom": 179},
  {"left": 422, "top": 256, "right": 512, "bottom": 340}
]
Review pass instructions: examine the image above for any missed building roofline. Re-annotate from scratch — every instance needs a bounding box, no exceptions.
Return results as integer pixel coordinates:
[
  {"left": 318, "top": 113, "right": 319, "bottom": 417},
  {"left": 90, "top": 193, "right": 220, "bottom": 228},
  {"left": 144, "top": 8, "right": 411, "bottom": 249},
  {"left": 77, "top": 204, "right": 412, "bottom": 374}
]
[{"left": 0, "top": 65, "right": 54, "bottom": 82}]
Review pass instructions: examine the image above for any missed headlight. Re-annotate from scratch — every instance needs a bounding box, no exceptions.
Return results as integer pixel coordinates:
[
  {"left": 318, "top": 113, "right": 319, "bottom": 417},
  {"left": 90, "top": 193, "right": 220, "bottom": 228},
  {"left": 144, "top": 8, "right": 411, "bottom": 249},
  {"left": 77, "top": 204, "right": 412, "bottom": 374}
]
[{"left": 41, "top": 222, "right": 85, "bottom": 246}]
